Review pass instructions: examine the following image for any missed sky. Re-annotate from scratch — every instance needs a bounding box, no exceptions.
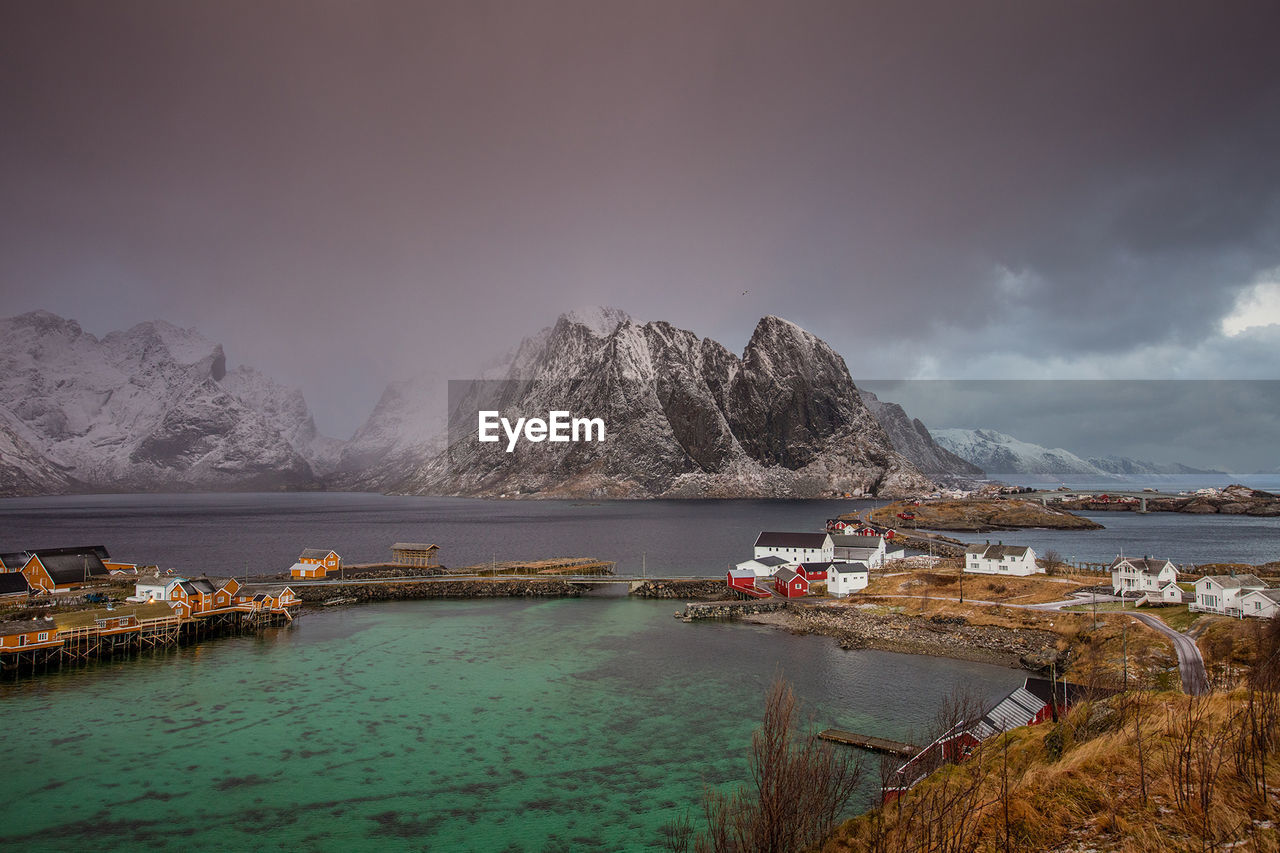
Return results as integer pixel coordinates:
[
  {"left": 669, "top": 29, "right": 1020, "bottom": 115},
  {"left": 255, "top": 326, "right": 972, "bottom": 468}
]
[{"left": 3, "top": 1, "right": 1280, "bottom": 460}]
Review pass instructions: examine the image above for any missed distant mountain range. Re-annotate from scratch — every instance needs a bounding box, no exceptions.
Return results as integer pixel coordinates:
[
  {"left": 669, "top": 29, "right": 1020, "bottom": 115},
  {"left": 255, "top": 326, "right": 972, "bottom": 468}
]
[
  {"left": 0, "top": 308, "right": 1232, "bottom": 498},
  {"left": 931, "top": 428, "right": 1225, "bottom": 480}
]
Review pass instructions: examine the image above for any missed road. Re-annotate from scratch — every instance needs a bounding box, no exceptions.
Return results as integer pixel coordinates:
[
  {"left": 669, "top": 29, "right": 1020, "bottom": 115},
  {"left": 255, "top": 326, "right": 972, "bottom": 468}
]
[{"left": 1126, "top": 611, "right": 1209, "bottom": 695}]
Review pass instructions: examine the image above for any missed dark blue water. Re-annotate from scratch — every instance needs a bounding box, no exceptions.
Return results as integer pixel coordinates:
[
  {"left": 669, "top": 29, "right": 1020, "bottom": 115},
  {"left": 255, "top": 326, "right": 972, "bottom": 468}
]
[{"left": 0, "top": 492, "right": 1275, "bottom": 576}]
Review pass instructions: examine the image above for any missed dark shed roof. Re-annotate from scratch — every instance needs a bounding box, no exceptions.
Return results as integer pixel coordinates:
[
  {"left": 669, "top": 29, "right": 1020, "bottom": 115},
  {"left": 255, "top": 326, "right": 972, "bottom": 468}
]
[
  {"left": 755, "top": 532, "right": 830, "bottom": 549},
  {"left": 0, "top": 573, "right": 30, "bottom": 595},
  {"left": 34, "top": 551, "right": 108, "bottom": 584}
]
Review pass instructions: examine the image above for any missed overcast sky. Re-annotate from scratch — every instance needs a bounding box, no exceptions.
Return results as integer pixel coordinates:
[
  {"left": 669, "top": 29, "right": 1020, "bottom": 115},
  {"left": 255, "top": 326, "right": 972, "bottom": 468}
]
[{"left": 3, "top": 1, "right": 1280, "bottom": 460}]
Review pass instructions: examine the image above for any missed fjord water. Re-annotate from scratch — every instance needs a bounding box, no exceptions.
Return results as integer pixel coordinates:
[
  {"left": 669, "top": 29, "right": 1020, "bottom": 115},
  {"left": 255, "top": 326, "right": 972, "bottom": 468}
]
[
  {"left": 2, "top": 490, "right": 1278, "bottom": 573},
  {"left": 0, "top": 598, "right": 1023, "bottom": 851},
  {"left": 1, "top": 492, "right": 1276, "bottom": 850}
]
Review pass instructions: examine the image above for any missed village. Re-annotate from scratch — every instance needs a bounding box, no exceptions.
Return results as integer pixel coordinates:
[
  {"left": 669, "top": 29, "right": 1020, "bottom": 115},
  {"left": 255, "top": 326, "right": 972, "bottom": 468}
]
[
  {"left": 696, "top": 512, "right": 1280, "bottom": 808},
  {"left": 0, "top": 544, "right": 375, "bottom": 672}
]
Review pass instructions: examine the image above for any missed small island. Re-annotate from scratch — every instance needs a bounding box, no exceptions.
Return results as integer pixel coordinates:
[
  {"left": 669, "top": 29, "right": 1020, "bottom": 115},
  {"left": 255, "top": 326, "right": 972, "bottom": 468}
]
[{"left": 854, "top": 498, "right": 1104, "bottom": 532}]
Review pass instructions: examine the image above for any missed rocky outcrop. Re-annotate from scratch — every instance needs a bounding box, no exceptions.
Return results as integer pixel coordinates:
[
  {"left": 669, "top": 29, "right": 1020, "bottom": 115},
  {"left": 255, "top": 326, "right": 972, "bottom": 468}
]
[
  {"left": 393, "top": 313, "right": 935, "bottom": 499},
  {"left": 679, "top": 599, "right": 789, "bottom": 620},
  {"left": 630, "top": 579, "right": 727, "bottom": 599},
  {"left": 745, "top": 605, "right": 1062, "bottom": 670}
]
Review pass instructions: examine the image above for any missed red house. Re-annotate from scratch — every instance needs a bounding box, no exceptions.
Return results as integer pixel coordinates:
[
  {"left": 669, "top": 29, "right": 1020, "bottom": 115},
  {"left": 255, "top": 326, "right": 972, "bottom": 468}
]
[
  {"left": 727, "top": 568, "right": 771, "bottom": 599},
  {"left": 774, "top": 567, "right": 809, "bottom": 598},
  {"left": 796, "top": 561, "right": 834, "bottom": 582}
]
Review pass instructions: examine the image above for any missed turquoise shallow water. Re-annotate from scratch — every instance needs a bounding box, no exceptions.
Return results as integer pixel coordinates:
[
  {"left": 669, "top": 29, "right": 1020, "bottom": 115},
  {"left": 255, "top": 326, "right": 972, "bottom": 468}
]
[{"left": 0, "top": 598, "right": 1021, "bottom": 851}]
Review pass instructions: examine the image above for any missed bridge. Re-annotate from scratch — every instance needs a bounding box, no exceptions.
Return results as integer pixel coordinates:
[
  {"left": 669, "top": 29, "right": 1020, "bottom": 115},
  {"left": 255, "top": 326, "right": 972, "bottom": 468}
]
[{"left": 1017, "top": 488, "right": 1182, "bottom": 513}]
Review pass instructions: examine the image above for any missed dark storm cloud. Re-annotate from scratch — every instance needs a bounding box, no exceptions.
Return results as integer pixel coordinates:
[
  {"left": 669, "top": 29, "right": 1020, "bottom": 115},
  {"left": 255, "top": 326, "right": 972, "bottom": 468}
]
[{"left": 2, "top": 1, "right": 1279, "bottom": 443}]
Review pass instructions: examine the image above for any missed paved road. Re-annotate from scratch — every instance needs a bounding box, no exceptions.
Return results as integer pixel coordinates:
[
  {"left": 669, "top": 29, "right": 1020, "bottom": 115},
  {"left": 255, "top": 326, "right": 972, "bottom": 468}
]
[{"left": 1126, "top": 612, "right": 1209, "bottom": 695}]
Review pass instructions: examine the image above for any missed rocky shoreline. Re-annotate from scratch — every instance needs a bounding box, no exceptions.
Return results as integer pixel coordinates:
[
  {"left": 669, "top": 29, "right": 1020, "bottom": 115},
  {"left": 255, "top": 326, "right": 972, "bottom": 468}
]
[
  {"left": 630, "top": 579, "right": 727, "bottom": 599},
  {"left": 736, "top": 603, "right": 1062, "bottom": 671}
]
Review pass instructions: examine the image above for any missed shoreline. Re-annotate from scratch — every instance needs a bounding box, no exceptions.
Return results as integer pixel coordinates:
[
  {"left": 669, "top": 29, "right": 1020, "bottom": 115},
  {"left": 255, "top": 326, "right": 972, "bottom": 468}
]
[{"left": 727, "top": 603, "right": 1062, "bottom": 672}]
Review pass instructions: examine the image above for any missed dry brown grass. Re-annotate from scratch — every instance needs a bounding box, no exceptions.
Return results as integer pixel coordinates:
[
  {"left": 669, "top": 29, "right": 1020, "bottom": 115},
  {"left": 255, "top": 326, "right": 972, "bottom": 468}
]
[
  {"left": 823, "top": 691, "right": 1280, "bottom": 853},
  {"left": 865, "top": 499, "right": 1102, "bottom": 532},
  {"left": 865, "top": 566, "right": 1093, "bottom": 606}
]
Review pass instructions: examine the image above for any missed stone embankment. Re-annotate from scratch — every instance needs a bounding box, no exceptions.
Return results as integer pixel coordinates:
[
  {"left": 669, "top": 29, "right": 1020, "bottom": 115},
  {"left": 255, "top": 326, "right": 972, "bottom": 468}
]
[
  {"left": 678, "top": 599, "right": 788, "bottom": 620},
  {"left": 294, "top": 579, "right": 581, "bottom": 605},
  {"left": 631, "top": 579, "right": 727, "bottom": 600},
  {"left": 741, "top": 604, "right": 1062, "bottom": 671}
]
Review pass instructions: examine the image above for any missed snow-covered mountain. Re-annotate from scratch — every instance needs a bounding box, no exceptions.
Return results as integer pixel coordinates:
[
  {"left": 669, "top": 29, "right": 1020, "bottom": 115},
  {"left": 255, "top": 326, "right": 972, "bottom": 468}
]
[
  {"left": 331, "top": 307, "right": 631, "bottom": 490},
  {"left": 384, "top": 312, "right": 935, "bottom": 498},
  {"left": 0, "top": 408, "right": 77, "bottom": 496},
  {"left": 858, "top": 390, "right": 984, "bottom": 479},
  {"left": 0, "top": 311, "right": 337, "bottom": 493},
  {"left": 932, "top": 428, "right": 1224, "bottom": 478},
  {"left": 932, "top": 429, "right": 1103, "bottom": 477}
]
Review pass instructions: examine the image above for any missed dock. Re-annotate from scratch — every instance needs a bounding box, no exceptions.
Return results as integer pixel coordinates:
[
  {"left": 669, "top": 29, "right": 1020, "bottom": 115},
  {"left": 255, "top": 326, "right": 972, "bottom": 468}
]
[
  {"left": 462, "top": 557, "right": 617, "bottom": 576},
  {"left": 818, "top": 729, "right": 920, "bottom": 757}
]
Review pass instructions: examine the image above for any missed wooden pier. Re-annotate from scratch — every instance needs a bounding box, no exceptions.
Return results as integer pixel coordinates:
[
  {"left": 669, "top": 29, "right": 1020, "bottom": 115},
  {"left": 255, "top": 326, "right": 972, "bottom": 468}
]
[
  {"left": 463, "top": 557, "right": 617, "bottom": 576},
  {"left": 818, "top": 729, "right": 920, "bottom": 757}
]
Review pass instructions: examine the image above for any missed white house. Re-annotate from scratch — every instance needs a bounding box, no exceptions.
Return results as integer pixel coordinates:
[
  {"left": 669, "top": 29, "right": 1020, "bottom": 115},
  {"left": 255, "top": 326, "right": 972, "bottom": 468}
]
[
  {"left": 830, "top": 535, "right": 903, "bottom": 568},
  {"left": 827, "top": 562, "right": 869, "bottom": 597},
  {"left": 753, "top": 532, "right": 833, "bottom": 565},
  {"left": 1240, "top": 588, "right": 1280, "bottom": 619},
  {"left": 734, "top": 555, "right": 791, "bottom": 578},
  {"left": 1193, "top": 574, "right": 1268, "bottom": 616},
  {"left": 965, "top": 543, "right": 1040, "bottom": 576},
  {"left": 1145, "top": 581, "right": 1187, "bottom": 606},
  {"left": 1110, "top": 557, "right": 1178, "bottom": 596},
  {"left": 129, "top": 574, "right": 187, "bottom": 603}
]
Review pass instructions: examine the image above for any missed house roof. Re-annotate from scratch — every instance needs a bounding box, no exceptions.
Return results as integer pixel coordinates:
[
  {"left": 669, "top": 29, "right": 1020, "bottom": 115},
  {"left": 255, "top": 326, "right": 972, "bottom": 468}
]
[
  {"left": 1202, "top": 574, "right": 1266, "bottom": 590},
  {"left": 0, "top": 573, "right": 30, "bottom": 595},
  {"left": 755, "top": 531, "right": 830, "bottom": 550},
  {"left": 831, "top": 535, "right": 884, "bottom": 548},
  {"left": 0, "top": 616, "right": 55, "bottom": 636},
  {"left": 1110, "top": 556, "right": 1173, "bottom": 573},
  {"left": 798, "top": 561, "right": 838, "bottom": 572},
  {"left": 299, "top": 549, "right": 338, "bottom": 560},
  {"left": 1243, "top": 589, "right": 1280, "bottom": 603},
  {"left": 0, "top": 552, "right": 30, "bottom": 570},
  {"left": 966, "top": 544, "right": 1032, "bottom": 560},
  {"left": 136, "top": 575, "right": 182, "bottom": 589},
  {"left": 32, "top": 551, "right": 108, "bottom": 584},
  {"left": 829, "top": 563, "right": 869, "bottom": 575},
  {"left": 391, "top": 542, "right": 438, "bottom": 551},
  {"left": 1021, "top": 677, "right": 1111, "bottom": 709},
  {"left": 728, "top": 568, "right": 757, "bottom": 579},
  {"left": 755, "top": 555, "right": 788, "bottom": 567},
  {"left": 774, "top": 567, "right": 806, "bottom": 584},
  {"left": 834, "top": 546, "right": 881, "bottom": 560}
]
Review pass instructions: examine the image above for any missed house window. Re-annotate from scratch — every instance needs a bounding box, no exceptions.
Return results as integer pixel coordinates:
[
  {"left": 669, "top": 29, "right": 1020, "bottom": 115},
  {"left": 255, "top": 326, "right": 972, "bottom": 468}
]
[
  {"left": 38, "top": 632, "right": 48, "bottom": 641},
  {"left": 18, "top": 635, "right": 26, "bottom": 647}
]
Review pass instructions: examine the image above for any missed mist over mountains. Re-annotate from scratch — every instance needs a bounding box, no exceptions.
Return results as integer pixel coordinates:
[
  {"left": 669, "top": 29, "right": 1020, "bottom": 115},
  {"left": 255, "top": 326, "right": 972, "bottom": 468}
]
[{"left": 0, "top": 308, "right": 1235, "bottom": 498}]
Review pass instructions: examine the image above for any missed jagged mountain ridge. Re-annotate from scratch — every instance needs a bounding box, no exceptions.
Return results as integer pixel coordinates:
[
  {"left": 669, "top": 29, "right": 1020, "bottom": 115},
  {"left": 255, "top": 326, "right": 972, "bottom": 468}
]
[
  {"left": 858, "top": 390, "right": 984, "bottom": 479},
  {"left": 0, "top": 310, "right": 337, "bottom": 492},
  {"left": 390, "top": 313, "right": 935, "bottom": 498}
]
